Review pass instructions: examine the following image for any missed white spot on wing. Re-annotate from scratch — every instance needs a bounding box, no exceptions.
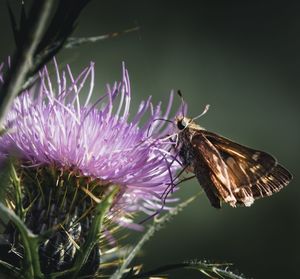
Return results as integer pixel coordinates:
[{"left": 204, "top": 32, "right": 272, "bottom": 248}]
[{"left": 252, "top": 152, "right": 260, "bottom": 161}]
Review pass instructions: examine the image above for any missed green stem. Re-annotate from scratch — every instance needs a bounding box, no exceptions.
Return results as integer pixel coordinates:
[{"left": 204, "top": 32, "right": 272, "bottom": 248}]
[
  {"left": 110, "top": 195, "right": 198, "bottom": 279},
  {"left": 0, "top": 203, "right": 43, "bottom": 279},
  {"left": 0, "top": 0, "right": 55, "bottom": 127}
]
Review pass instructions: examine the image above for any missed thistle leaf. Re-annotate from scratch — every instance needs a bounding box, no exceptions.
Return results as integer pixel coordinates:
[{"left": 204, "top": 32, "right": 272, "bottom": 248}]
[
  {"left": 0, "top": 159, "right": 11, "bottom": 206},
  {"left": 0, "top": 0, "right": 91, "bottom": 126},
  {"left": 50, "top": 186, "right": 119, "bottom": 279},
  {"left": 72, "top": 186, "right": 119, "bottom": 277},
  {"left": 110, "top": 195, "right": 198, "bottom": 279},
  {"left": 184, "top": 260, "right": 247, "bottom": 279},
  {"left": 64, "top": 26, "right": 140, "bottom": 49},
  {"left": 0, "top": 158, "right": 14, "bottom": 232},
  {"left": 6, "top": 2, "right": 19, "bottom": 47},
  {"left": 0, "top": 203, "right": 43, "bottom": 279},
  {"left": 0, "top": 260, "right": 21, "bottom": 278},
  {"left": 126, "top": 261, "right": 247, "bottom": 279},
  {"left": 10, "top": 162, "right": 24, "bottom": 221}
]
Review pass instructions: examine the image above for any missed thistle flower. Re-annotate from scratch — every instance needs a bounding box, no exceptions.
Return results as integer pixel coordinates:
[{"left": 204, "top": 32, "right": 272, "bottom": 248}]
[{"left": 0, "top": 60, "right": 182, "bottom": 277}]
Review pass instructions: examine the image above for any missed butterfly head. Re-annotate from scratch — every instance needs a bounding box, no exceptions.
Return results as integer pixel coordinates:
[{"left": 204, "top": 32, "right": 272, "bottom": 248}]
[
  {"left": 175, "top": 103, "right": 209, "bottom": 132},
  {"left": 175, "top": 116, "right": 202, "bottom": 131},
  {"left": 176, "top": 116, "right": 189, "bottom": 130}
]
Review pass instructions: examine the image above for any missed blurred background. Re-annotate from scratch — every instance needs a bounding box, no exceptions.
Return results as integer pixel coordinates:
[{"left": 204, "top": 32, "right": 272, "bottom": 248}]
[{"left": 0, "top": 1, "right": 299, "bottom": 278}]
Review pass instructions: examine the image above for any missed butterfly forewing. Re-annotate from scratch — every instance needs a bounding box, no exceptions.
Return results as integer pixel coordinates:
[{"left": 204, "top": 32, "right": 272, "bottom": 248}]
[
  {"left": 191, "top": 134, "right": 242, "bottom": 207},
  {"left": 203, "top": 131, "right": 278, "bottom": 185},
  {"left": 193, "top": 130, "right": 292, "bottom": 206},
  {"left": 190, "top": 134, "right": 232, "bottom": 208}
]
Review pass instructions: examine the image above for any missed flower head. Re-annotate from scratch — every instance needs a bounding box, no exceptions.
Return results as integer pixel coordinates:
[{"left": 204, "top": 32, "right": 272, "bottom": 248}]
[
  {"left": 0, "top": 60, "right": 182, "bottom": 217},
  {"left": 0, "top": 60, "right": 184, "bottom": 274}
]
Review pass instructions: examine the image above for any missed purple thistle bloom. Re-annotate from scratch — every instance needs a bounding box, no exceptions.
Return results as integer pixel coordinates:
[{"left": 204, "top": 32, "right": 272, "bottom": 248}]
[
  {"left": 0, "top": 59, "right": 187, "bottom": 276},
  {"left": 0, "top": 60, "right": 182, "bottom": 218}
]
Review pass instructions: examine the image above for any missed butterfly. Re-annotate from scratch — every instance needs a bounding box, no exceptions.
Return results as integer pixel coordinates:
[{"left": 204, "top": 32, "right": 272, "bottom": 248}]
[{"left": 175, "top": 114, "right": 292, "bottom": 208}]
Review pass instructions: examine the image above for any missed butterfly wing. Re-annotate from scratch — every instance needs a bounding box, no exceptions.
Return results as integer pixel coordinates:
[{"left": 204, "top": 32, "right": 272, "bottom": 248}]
[
  {"left": 190, "top": 133, "right": 239, "bottom": 207},
  {"left": 191, "top": 131, "right": 292, "bottom": 207}
]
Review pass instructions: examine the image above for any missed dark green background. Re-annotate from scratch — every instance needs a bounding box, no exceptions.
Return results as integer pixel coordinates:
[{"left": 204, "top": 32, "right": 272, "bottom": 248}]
[{"left": 0, "top": 1, "right": 299, "bottom": 278}]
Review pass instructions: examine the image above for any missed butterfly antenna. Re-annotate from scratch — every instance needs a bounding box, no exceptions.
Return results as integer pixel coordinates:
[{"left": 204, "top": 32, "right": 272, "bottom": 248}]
[
  {"left": 147, "top": 118, "right": 175, "bottom": 137},
  {"left": 192, "top": 104, "right": 210, "bottom": 122},
  {"left": 177, "top": 90, "right": 186, "bottom": 117}
]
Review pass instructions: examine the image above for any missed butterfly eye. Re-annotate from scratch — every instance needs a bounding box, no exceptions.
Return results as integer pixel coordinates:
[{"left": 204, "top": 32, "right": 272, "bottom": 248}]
[{"left": 177, "top": 119, "right": 186, "bottom": 130}]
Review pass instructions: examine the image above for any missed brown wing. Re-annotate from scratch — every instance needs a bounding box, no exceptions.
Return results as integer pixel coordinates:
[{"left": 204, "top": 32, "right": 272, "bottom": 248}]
[
  {"left": 191, "top": 134, "right": 239, "bottom": 207},
  {"left": 192, "top": 131, "right": 292, "bottom": 207}
]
